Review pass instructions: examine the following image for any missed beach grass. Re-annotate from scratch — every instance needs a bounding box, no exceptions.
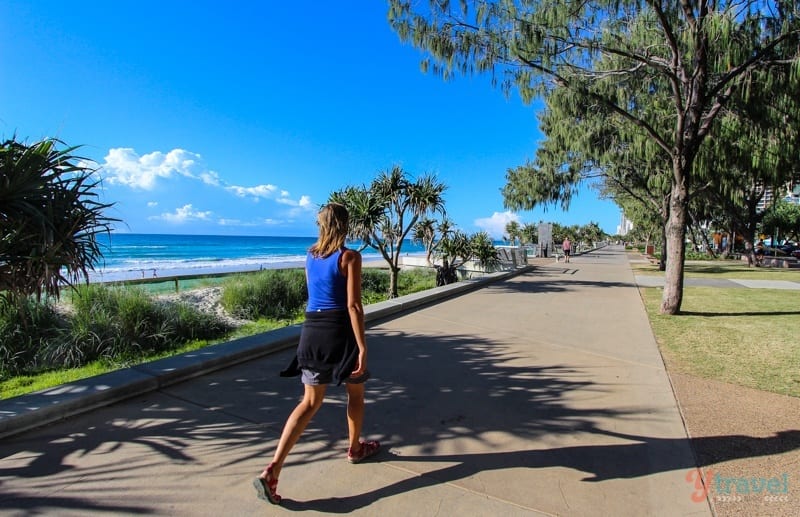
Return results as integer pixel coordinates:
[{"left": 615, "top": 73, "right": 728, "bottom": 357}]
[
  {"left": 0, "top": 267, "right": 436, "bottom": 399},
  {"left": 641, "top": 287, "right": 800, "bottom": 397},
  {"left": 0, "top": 317, "right": 314, "bottom": 399}
]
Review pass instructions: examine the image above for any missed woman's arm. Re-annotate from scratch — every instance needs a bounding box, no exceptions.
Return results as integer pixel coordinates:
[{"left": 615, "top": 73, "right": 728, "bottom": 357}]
[{"left": 342, "top": 249, "right": 367, "bottom": 376}]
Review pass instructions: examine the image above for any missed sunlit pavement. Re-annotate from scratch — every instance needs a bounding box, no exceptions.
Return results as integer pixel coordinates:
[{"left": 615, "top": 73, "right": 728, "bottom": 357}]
[{"left": 0, "top": 246, "right": 712, "bottom": 516}]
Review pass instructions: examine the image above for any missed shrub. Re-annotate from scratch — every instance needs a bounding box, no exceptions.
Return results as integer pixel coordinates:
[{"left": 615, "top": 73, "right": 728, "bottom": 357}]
[
  {"left": 397, "top": 268, "right": 436, "bottom": 294},
  {"left": 44, "top": 284, "right": 231, "bottom": 368},
  {"left": 60, "top": 285, "right": 168, "bottom": 362},
  {"left": 685, "top": 251, "right": 716, "bottom": 261},
  {"left": 361, "top": 268, "right": 389, "bottom": 295},
  {"left": 470, "top": 231, "right": 501, "bottom": 270},
  {"left": 0, "top": 295, "right": 63, "bottom": 378},
  {"left": 169, "top": 301, "right": 231, "bottom": 340},
  {"left": 221, "top": 268, "right": 307, "bottom": 320},
  {"left": 361, "top": 268, "right": 435, "bottom": 303}
]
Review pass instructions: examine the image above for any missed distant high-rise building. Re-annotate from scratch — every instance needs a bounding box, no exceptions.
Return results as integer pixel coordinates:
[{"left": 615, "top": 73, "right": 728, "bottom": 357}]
[
  {"left": 784, "top": 184, "right": 800, "bottom": 205},
  {"left": 757, "top": 181, "right": 800, "bottom": 212},
  {"left": 617, "top": 212, "right": 633, "bottom": 236},
  {"left": 756, "top": 187, "right": 776, "bottom": 213}
]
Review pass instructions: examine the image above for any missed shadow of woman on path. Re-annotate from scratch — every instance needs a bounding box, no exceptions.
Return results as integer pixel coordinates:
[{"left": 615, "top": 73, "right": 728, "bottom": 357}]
[
  {"left": 279, "top": 328, "right": 800, "bottom": 512},
  {"left": 281, "top": 430, "right": 800, "bottom": 513}
]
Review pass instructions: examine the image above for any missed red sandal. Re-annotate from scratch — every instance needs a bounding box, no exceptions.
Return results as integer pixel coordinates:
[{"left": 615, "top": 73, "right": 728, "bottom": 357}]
[
  {"left": 253, "top": 463, "right": 281, "bottom": 504},
  {"left": 347, "top": 440, "right": 381, "bottom": 464}
]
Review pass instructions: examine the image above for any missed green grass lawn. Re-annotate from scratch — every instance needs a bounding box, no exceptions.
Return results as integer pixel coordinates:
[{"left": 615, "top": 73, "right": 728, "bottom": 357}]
[
  {"left": 641, "top": 287, "right": 800, "bottom": 397},
  {"left": 632, "top": 259, "right": 800, "bottom": 281}
]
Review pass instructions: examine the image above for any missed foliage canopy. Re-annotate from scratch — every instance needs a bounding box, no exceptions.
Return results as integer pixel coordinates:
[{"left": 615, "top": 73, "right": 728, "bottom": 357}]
[
  {"left": 388, "top": 0, "right": 800, "bottom": 313},
  {"left": 0, "top": 137, "right": 117, "bottom": 303}
]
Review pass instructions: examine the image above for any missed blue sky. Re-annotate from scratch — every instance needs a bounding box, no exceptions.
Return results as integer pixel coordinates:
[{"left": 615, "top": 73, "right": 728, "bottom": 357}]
[{"left": 1, "top": 1, "right": 622, "bottom": 239}]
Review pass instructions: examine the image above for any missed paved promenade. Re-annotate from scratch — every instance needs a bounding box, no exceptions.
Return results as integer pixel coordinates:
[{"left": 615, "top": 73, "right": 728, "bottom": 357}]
[{"left": 0, "top": 246, "right": 712, "bottom": 516}]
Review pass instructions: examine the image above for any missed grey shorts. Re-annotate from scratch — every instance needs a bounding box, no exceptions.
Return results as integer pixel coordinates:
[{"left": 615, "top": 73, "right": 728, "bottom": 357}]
[{"left": 301, "top": 367, "right": 370, "bottom": 386}]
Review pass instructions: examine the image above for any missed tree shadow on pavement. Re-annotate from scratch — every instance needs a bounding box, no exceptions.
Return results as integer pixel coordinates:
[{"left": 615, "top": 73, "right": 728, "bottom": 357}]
[
  {"left": 2, "top": 324, "right": 798, "bottom": 514},
  {"left": 279, "top": 328, "right": 800, "bottom": 512},
  {"left": 282, "top": 431, "right": 800, "bottom": 513},
  {"left": 482, "top": 273, "right": 637, "bottom": 295}
]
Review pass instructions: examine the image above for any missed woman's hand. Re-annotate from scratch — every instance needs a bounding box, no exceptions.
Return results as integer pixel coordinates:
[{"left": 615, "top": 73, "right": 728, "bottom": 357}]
[{"left": 351, "top": 348, "right": 367, "bottom": 377}]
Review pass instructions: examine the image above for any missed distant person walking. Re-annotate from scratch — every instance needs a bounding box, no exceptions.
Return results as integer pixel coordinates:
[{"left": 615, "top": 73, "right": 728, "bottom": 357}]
[
  {"left": 755, "top": 239, "right": 766, "bottom": 266},
  {"left": 253, "top": 203, "right": 379, "bottom": 505},
  {"left": 562, "top": 237, "right": 572, "bottom": 263}
]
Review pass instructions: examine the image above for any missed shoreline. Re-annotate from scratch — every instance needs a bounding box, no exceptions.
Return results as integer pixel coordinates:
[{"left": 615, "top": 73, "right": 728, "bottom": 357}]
[{"left": 86, "top": 256, "right": 405, "bottom": 284}]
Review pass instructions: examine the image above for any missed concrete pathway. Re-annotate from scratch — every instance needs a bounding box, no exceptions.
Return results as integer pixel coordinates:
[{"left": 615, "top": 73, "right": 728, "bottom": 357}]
[{"left": 0, "top": 246, "right": 713, "bottom": 516}]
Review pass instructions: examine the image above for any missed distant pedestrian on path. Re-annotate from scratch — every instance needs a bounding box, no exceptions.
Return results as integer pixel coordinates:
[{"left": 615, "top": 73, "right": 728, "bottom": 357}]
[
  {"left": 253, "top": 203, "right": 380, "bottom": 505},
  {"left": 562, "top": 237, "right": 572, "bottom": 263},
  {"left": 755, "top": 239, "right": 766, "bottom": 266}
]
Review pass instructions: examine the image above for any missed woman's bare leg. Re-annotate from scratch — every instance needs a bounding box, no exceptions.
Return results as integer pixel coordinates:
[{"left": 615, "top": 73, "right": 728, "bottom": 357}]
[
  {"left": 345, "top": 382, "right": 365, "bottom": 452},
  {"left": 262, "top": 384, "right": 327, "bottom": 479}
]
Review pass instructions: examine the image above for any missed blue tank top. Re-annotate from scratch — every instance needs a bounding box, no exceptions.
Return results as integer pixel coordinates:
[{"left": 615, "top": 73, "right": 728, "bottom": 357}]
[{"left": 305, "top": 249, "right": 347, "bottom": 311}]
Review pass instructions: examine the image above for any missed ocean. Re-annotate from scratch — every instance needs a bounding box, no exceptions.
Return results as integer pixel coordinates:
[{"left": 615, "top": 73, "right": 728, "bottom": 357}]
[{"left": 90, "top": 233, "right": 427, "bottom": 282}]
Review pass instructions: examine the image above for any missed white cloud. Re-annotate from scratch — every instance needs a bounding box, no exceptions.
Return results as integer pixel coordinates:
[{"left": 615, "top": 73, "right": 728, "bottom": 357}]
[
  {"left": 102, "top": 148, "right": 209, "bottom": 190},
  {"left": 229, "top": 184, "right": 316, "bottom": 216},
  {"left": 101, "top": 147, "right": 316, "bottom": 219},
  {"left": 147, "top": 201, "right": 158, "bottom": 207},
  {"left": 227, "top": 183, "right": 279, "bottom": 199},
  {"left": 149, "top": 204, "right": 213, "bottom": 223},
  {"left": 276, "top": 193, "right": 312, "bottom": 207},
  {"left": 199, "top": 171, "right": 221, "bottom": 186},
  {"left": 474, "top": 211, "right": 520, "bottom": 240}
]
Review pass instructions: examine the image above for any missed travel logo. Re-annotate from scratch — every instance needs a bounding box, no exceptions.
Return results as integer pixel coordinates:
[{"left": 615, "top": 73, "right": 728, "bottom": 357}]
[{"left": 686, "top": 469, "right": 790, "bottom": 503}]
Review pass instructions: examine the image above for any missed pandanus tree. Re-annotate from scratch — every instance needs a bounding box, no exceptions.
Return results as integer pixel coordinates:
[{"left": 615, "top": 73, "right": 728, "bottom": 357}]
[
  {"left": 413, "top": 216, "right": 457, "bottom": 266},
  {"left": 504, "top": 220, "right": 521, "bottom": 245},
  {"left": 413, "top": 216, "right": 501, "bottom": 285},
  {"left": 0, "top": 137, "right": 116, "bottom": 308},
  {"left": 331, "top": 165, "right": 447, "bottom": 297},
  {"left": 519, "top": 222, "right": 538, "bottom": 246},
  {"left": 412, "top": 217, "right": 438, "bottom": 265}
]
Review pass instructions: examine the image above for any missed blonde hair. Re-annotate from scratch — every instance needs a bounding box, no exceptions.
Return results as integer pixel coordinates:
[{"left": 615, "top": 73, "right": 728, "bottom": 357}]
[{"left": 309, "top": 203, "right": 349, "bottom": 258}]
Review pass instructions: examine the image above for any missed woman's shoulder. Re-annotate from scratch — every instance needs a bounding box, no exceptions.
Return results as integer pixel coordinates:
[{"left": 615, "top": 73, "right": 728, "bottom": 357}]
[{"left": 340, "top": 247, "right": 361, "bottom": 263}]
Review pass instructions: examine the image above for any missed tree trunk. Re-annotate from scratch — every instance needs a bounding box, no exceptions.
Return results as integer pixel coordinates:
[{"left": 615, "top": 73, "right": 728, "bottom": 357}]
[
  {"left": 660, "top": 182, "right": 688, "bottom": 314},
  {"left": 388, "top": 265, "right": 400, "bottom": 298},
  {"left": 658, "top": 196, "right": 671, "bottom": 272},
  {"left": 700, "top": 230, "right": 716, "bottom": 258}
]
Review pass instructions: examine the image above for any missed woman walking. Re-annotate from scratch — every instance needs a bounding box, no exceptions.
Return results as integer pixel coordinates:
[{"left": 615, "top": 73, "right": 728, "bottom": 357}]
[{"left": 253, "top": 203, "right": 380, "bottom": 505}]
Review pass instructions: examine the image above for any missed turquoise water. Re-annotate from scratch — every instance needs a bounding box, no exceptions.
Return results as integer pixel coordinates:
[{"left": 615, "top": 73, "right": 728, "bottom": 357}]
[{"left": 91, "top": 233, "right": 426, "bottom": 282}]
